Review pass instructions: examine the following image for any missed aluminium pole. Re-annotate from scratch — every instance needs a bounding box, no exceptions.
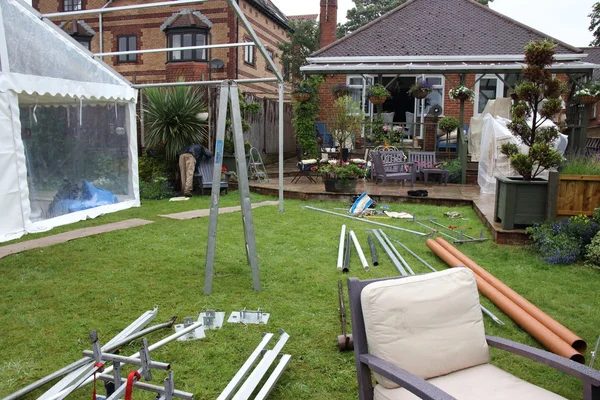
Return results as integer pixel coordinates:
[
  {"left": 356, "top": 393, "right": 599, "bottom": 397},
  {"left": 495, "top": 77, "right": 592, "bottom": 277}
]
[
  {"left": 367, "top": 235, "right": 379, "bottom": 266},
  {"left": 349, "top": 231, "right": 369, "bottom": 271},
  {"left": 337, "top": 225, "right": 346, "bottom": 270},
  {"left": 370, "top": 230, "right": 407, "bottom": 276},
  {"left": 379, "top": 230, "right": 414, "bottom": 275},
  {"left": 278, "top": 81, "right": 284, "bottom": 212}
]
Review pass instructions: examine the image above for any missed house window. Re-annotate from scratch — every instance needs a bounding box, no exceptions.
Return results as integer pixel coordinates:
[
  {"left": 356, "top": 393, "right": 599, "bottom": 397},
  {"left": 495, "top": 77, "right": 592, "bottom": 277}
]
[
  {"left": 266, "top": 49, "right": 274, "bottom": 71},
  {"left": 475, "top": 74, "right": 521, "bottom": 114},
  {"left": 419, "top": 76, "right": 444, "bottom": 117},
  {"left": 244, "top": 39, "right": 255, "bottom": 65},
  {"left": 77, "top": 39, "right": 91, "bottom": 50},
  {"left": 347, "top": 75, "right": 372, "bottom": 114},
  {"left": 118, "top": 35, "right": 137, "bottom": 63},
  {"left": 168, "top": 30, "right": 207, "bottom": 62},
  {"left": 63, "top": 0, "right": 82, "bottom": 11}
]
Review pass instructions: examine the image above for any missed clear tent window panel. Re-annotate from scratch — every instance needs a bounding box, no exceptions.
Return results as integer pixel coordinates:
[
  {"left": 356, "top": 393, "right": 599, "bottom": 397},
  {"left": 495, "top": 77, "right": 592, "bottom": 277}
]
[{"left": 18, "top": 98, "right": 134, "bottom": 222}]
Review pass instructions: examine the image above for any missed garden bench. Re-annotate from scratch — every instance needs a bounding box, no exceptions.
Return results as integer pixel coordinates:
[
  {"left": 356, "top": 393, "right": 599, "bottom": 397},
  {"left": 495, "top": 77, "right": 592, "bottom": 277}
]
[
  {"left": 194, "top": 156, "right": 230, "bottom": 195},
  {"left": 408, "top": 151, "right": 444, "bottom": 181}
]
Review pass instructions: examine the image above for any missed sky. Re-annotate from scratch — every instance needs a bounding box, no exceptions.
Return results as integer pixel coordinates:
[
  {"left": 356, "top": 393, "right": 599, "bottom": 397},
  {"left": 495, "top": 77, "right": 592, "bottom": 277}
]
[{"left": 272, "top": 0, "right": 597, "bottom": 48}]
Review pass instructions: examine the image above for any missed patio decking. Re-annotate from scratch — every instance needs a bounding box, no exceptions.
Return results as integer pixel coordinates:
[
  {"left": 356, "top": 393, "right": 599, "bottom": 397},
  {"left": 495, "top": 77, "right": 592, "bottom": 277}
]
[{"left": 246, "top": 162, "right": 528, "bottom": 244}]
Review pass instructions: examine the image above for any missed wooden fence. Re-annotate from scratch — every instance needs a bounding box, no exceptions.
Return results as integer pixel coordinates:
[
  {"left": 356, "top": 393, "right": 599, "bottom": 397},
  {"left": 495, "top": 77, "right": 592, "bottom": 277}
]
[
  {"left": 208, "top": 90, "right": 295, "bottom": 160},
  {"left": 556, "top": 174, "right": 600, "bottom": 216}
]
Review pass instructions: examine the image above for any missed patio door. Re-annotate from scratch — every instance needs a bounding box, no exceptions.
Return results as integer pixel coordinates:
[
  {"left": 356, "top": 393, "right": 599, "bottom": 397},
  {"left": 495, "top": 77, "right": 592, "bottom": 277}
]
[{"left": 474, "top": 74, "right": 521, "bottom": 115}]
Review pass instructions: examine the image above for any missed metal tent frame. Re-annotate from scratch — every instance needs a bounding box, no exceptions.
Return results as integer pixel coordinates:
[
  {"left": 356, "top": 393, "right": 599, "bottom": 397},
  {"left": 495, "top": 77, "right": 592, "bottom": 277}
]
[{"left": 43, "top": 0, "right": 286, "bottom": 212}]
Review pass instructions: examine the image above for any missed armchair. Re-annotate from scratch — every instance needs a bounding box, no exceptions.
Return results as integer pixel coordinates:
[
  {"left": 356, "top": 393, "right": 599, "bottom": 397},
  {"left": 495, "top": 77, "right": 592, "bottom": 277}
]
[{"left": 348, "top": 268, "right": 600, "bottom": 400}]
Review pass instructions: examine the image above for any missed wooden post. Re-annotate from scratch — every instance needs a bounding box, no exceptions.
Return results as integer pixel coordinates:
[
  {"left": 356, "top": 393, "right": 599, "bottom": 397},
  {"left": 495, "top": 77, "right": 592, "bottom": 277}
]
[
  {"left": 546, "top": 171, "right": 559, "bottom": 220},
  {"left": 458, "top": 74, "right": 467, "bottom": 184}
]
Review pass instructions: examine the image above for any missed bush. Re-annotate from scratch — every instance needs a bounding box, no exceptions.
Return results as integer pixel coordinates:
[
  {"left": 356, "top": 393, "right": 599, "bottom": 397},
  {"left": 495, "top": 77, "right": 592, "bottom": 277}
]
[
  {"left": 527, "top": 215, "right": 600, "bottom": 264},
  {"left": 139, "top": 154, "right": 170, "bottom": 183},
  {"left": 441, "top": 159, "right": 461, "bottom": 183},
  {"left": 560, "top": 156, "right": 600, "bottom": 175},
  {"left": 594, "top": 207, "right": 600, "bottom": 224},
  {"left": 585, "top": 231, "right": 600, "bottom": 267},
  {"left": 140, "top": 177, "right": 174, "bottom": 200},
  {"left": 438, "top": 116, "right": 460, "bottom": 134}
]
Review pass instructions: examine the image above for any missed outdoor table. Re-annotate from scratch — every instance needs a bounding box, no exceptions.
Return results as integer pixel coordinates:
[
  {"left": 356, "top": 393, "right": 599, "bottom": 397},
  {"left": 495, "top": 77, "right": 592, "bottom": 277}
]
[{"left": 422, "top": 168, "right": 449, "bottom": 186}]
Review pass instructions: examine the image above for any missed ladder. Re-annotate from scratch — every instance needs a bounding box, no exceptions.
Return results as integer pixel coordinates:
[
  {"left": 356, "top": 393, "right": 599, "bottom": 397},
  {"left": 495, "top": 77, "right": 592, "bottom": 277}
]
[
  {"left": 247, "top": 147, "right": 269, "bottom": 182},
  {"left": 204, "top": 80, "right": 261, "bottom": 295}
]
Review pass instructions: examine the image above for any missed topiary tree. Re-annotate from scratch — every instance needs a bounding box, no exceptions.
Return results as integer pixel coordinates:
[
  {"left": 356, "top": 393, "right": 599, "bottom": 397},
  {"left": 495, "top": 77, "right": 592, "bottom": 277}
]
[
  {"left": 144, "top": 84, "right": 208, "bottom": 162},
  {"left": 499, "top": 40, "right": 565, "bottom": 181},
  {"left": 438, "top": 116, "right": 460, "bottom": 135}
]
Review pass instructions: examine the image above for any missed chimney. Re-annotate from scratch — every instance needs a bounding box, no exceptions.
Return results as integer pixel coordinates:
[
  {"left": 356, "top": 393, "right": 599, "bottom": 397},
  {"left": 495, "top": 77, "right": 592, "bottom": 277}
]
[{"left": 319, "top": 0, "right": 338, "bottom": 49}]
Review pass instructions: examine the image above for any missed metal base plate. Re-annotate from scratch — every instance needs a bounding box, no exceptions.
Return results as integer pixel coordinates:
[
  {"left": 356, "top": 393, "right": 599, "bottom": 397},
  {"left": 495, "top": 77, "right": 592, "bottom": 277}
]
[
  {"left": 174, "top": 317, "right": 206, "bottom": 341},
  {"left": 228, "top": 309, "right": 270, "bottom": 325},
  {"left": 198, "top": 311, "right": 225, "bottom": 330}
]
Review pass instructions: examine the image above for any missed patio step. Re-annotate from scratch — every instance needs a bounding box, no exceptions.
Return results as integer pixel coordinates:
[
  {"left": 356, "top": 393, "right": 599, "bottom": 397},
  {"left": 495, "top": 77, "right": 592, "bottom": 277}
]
[{"left": 466, "top": 161, "right": 478, "bottom": 185}]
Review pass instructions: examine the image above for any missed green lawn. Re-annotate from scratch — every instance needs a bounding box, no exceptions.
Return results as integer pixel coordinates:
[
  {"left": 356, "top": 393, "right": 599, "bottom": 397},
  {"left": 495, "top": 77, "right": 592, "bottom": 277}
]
[{"left": 0, "top": 192, "right": 597, "bottom": 399}]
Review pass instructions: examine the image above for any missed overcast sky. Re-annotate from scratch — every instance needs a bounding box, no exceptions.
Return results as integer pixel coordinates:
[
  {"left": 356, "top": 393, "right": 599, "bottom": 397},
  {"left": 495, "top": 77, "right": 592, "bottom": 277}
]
[{"left": 272, "top": 0, "right": 597, "bottom": 48}]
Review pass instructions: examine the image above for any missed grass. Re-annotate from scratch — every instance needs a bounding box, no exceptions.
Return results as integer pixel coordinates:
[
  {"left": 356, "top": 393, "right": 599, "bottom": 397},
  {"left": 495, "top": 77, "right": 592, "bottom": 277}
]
[
  {"left": 561, "top": 155, "right": 600, "bottom": 175},
  {"left": 0, "top": 192, "right": 598, "bottom": 399}
]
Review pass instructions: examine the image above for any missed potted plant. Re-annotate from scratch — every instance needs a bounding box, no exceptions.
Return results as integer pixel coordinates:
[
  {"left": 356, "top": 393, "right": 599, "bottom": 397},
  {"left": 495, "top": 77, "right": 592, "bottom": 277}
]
[
  {"left": 449, "top": 85, "right": 475, "bottom": 102},
  {"left": 574, "top": 81, "right": 600, "bottom": 105},
  {"left": 292, "top": 81, "right": 313, "bottom": 102},
  {"left": 408, "top": 81, "right": 433, "bottom": 99},
  {"left": 438, "top": 116, "right": 460, "bottom": 150},
  {"left": 328, "top": 95, "right": 364, "bottom": 162},
  {"left": 320, "top": 161, "right": 367, "bottom": 192},
  {"left": 495, "top": 40, "right": 565, "bottom": 230},
  {"left": 331, "top": 83, "right": 351, "bottom": 99},
  {"left": 367, "top": 84, "right": 391, "bottom": 105}
]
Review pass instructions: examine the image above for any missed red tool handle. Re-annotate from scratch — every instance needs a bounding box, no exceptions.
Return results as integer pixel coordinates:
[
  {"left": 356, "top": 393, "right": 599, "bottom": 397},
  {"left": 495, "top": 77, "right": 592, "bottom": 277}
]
[{"left": 125, "top": 371, "right": 141, "bottom": 400}]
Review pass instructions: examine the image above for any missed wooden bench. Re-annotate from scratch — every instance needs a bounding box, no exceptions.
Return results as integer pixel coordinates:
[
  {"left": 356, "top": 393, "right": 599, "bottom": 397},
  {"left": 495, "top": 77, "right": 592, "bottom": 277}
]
[
  {"left": 408, "top": 151, "right": 444, "bottom": 181},
  {"left": 194, "top": 156, "right": 231, "bottom": 195}
]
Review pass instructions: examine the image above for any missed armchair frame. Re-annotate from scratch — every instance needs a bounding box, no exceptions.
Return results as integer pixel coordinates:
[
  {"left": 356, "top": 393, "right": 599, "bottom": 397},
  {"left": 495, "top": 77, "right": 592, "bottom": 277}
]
[{"left": 348, "top": 276, "right": 600, "bottom": 400}]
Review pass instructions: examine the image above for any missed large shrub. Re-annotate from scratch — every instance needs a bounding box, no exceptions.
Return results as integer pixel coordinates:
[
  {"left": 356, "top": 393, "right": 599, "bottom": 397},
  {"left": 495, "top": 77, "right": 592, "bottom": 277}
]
[
  {"left": 292, "top": 75, "right": 324, "bottom": 158},
  {"left": 527, "top": 215, "right": 600, "bottom": 264},
  {"left": 144, "top": 84, "right": 208, "bottom": 162},
  {"left": 585, "top": 231, "right": 600, "bottom": 267},
  {"left": 138, "top": 154, "right": 174, "bottom": 200}
]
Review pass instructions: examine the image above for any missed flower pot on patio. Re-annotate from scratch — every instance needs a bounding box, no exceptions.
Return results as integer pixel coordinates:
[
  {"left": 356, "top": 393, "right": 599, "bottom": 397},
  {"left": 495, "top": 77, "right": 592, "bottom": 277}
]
[
  {"left": 324, "top": 177, "right": 357, "bottom": 193},
  {"left": 494, "top": 176, "right": 549, "bottom": 230}
]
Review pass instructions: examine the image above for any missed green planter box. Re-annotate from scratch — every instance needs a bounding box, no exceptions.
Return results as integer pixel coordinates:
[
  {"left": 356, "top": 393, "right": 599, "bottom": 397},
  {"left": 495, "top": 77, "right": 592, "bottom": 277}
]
[
  {"left": 494, "top": 176, "right": 548, "bottom": 230},
  {"left": 222, "top": 154, "right": 250, "bottom": 174}
]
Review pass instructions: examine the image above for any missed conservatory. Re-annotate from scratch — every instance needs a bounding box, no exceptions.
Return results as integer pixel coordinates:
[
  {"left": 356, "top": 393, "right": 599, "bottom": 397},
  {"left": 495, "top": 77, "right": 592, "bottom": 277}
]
[{"left": 0, "top": 0, "right": 139, "bottom": 243}]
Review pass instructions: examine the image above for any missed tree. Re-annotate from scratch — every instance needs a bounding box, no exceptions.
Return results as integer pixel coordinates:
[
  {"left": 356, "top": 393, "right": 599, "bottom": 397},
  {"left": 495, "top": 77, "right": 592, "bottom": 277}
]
[
  {"left": 278, "top": 18, "right": 320, "bottom": 82},
  {"left": 589, "top": 2, "right": 600, "bottom": 46},
  {"left": 337, "top": 0, "right": 493, "bottom": 38}
]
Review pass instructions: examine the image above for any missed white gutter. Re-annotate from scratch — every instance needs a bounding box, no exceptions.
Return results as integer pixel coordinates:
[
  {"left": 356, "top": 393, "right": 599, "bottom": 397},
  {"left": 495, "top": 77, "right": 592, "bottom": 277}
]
[
  {"left": 306, "top": 54, "right": 588, "bottom": 64},
  {"left": 300, "top": 62, "right": 599, "bottom": 73}
]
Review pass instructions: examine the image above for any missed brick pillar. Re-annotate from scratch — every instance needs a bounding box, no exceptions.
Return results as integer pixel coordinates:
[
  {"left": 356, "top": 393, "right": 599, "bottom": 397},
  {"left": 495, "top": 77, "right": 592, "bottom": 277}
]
[
  {"left": 424, "top": 116, "right": 438, "bottom": 151},
  {"left": 319, "top": 0, "right": 338, "bottom": 49}
]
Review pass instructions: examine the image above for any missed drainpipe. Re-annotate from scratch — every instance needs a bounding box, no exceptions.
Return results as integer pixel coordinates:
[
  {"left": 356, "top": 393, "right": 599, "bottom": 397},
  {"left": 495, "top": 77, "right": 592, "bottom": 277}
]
[{"left": 98, "top": 0, "right": 113, "bottom": 58}]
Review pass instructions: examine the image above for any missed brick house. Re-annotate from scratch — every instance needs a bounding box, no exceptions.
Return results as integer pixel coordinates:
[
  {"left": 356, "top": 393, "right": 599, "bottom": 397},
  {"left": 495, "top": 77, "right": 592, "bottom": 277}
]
[
  {"left": 304, "top": 0, "right": 596, "bottom": 156},
  {"left": 580, "top": 47, "right": 600, "bottom": 138},
  {"left": 33, "top": 0, "right": 292, "bottom": 96}
]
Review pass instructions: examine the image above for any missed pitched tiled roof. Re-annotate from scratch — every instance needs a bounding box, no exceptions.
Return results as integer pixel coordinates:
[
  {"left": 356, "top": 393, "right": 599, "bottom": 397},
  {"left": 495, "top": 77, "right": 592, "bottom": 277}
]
[
  {"left": 161, "top": 9, "right": 212, "bottom": 31},
  {"left": 581, "top": 47, "right": 600, "bottom": 80},
  {"left": 313, "top": 0, "right": 581, "bottom": 58},
  {"left": 248, "top": 0, "right": 292, "bottom": 31}
]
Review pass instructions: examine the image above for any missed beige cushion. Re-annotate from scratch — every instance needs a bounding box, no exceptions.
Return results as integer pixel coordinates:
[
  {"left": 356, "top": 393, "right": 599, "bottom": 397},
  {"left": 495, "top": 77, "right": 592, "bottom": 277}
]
[
  {"left": 299, "top": 159, "right": 317, "bottom": 165},
  {"left": 373, "top": 364, "right": 566, "bottom": 399},
  {"left": 361, "top": 268, "right": 489, "bottom": 389}
]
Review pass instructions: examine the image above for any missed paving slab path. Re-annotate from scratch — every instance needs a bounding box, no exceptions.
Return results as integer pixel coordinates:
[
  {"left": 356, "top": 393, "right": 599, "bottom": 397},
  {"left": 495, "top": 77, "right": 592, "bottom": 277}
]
[
  {"left": 159, "top": 200, "right": 279, "bottom": 220},
  {"left": 0, "top": 219, "right": 154, "bottom": 259}
]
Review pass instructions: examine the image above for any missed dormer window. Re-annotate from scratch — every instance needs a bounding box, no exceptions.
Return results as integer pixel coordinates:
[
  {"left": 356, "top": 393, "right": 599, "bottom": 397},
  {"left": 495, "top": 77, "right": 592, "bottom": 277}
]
[{"left": 161, "top": 9, "right": 212, "bottom": 63}]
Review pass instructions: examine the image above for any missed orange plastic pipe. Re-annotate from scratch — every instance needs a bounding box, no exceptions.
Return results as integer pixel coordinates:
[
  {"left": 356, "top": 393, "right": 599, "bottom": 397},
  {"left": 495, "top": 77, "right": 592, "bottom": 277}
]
[
  {"left": 426, "top": 239, "right": 585, "bottom": 363},
  {"left": 434, "top": 238, "right": 587, "bottom": 353}
]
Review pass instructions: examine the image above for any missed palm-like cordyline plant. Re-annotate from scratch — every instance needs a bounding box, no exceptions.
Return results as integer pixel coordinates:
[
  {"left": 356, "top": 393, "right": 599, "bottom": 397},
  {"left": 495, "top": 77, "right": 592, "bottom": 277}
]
[{"left": 144, "top": 85, "right": 208, "bottom": 161}]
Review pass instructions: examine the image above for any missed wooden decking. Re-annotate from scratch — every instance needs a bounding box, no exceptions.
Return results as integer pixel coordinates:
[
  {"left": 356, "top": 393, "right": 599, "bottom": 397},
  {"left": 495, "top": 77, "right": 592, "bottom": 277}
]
[{"left": 246, "top": 168, "right": 528, "bottom": 244}]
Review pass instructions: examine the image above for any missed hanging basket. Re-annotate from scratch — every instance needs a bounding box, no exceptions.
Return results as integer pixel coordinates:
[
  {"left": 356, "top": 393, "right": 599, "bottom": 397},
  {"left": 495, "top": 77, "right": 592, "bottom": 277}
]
[
  {"left": 411, "top": 89, "right": 431, "bottom": 99},
  {"left": 578, "top": 95, "right": 598, "bottom": 105},
  {"left": 452, "top": 93, "right": 471, "bottom": 102},
  {"left": 369, "top": 95, "right": 388, "bottom": 105},
  {"left": 292, "top": 92, "right": 311, "bottom": 102}
]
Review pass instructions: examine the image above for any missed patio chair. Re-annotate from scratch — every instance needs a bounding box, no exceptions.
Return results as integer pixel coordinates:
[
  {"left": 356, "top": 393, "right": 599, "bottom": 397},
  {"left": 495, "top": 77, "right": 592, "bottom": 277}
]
[
  {"left": 194, "top": 156, "right": 230, "bottom": 195},
  {"left": 347, "top": 268, "right": 600, "bottom": 400},
  {"left": 408, "top": 151, "right": 443, "bottom": 181},
  {"left": 371, "top": 151, "right": 415, "bottom": 187}
]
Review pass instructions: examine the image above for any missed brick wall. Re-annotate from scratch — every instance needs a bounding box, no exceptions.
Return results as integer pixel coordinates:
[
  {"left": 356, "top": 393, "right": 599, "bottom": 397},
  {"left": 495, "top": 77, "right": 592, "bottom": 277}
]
[
  {"left": 317, "top": 74, "right": 346, "bottom": 122},
  {"left": 319, "top": 0, "right": 337, "bottom": 49},
  {"left": 36, "top": 0, "right": 289, "bottom": 91}
]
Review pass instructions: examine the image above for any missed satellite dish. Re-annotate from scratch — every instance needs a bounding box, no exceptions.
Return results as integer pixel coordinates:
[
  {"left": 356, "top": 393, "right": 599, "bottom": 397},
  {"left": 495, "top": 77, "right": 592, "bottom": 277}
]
[
  {"left": 210, "top": 59, "right": 225, "bottom": 69},
  {"left": 428, "top": 104, "right": 443, "bottom": 117}
]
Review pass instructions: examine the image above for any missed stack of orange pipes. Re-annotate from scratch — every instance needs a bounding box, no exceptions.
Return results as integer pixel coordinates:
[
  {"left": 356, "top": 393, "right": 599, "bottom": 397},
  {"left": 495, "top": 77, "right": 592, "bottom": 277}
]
[{"left": 426, "top": 237, "right": 587, "bottom": 363}]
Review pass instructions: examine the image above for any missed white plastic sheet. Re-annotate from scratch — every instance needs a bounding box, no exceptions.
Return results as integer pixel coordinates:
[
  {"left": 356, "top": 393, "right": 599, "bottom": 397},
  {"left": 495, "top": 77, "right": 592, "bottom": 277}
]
[{"left": 468, "top": 98, "right": 512, "bottom": 162}]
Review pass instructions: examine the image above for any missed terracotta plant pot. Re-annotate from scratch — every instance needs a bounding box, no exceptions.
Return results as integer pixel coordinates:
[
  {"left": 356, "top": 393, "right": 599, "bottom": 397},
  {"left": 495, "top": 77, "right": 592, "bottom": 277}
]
[
  {"left": 368, "top": 95, "right": 388, "bottom": 105},
  {"left": 292, "top": 92, "right": 311, "bottom": 102}
]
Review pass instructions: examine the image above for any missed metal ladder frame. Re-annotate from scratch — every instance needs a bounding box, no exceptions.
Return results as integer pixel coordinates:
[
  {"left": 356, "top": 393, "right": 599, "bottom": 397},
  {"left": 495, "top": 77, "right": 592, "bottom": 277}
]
[
  {"left": 204, "top": 81, "right": 261, "bottom": 295},
  {"left": 247, "top": 147, "right": 269, "bottom": 182}
]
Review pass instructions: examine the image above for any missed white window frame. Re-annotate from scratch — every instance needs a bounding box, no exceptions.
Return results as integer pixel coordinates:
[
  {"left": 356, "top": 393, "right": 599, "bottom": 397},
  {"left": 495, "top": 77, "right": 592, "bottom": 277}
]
[
  {"left": 415, "top": 75, "right": 445, "bottom": 119},
  {"left": 346, "top": 75, "right": 373, "bottom": 115},
  {"left": 474, "top": 74, "right": 507, "bottom": 115},
  {"left": 244, "top": 39, "right": 254, "bottom": 65}
]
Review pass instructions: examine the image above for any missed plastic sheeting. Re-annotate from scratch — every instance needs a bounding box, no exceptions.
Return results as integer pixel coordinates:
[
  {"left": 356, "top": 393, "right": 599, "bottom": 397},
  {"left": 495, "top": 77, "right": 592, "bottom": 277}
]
[
  {"left": 478, "top": 114, "right": 568, "bottom": 195},
  {"left": 468, "top": 98, "right": 512, "bottom": 162},
  {"left": 0, "top": 0, "right": 139, "bottom": 243}
]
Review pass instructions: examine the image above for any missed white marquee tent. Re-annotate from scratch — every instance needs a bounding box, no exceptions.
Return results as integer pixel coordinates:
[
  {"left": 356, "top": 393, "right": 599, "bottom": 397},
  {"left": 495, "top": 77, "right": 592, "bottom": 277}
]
[{"left": 0, "top": 0, "right": 139, "bottom": 243}]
